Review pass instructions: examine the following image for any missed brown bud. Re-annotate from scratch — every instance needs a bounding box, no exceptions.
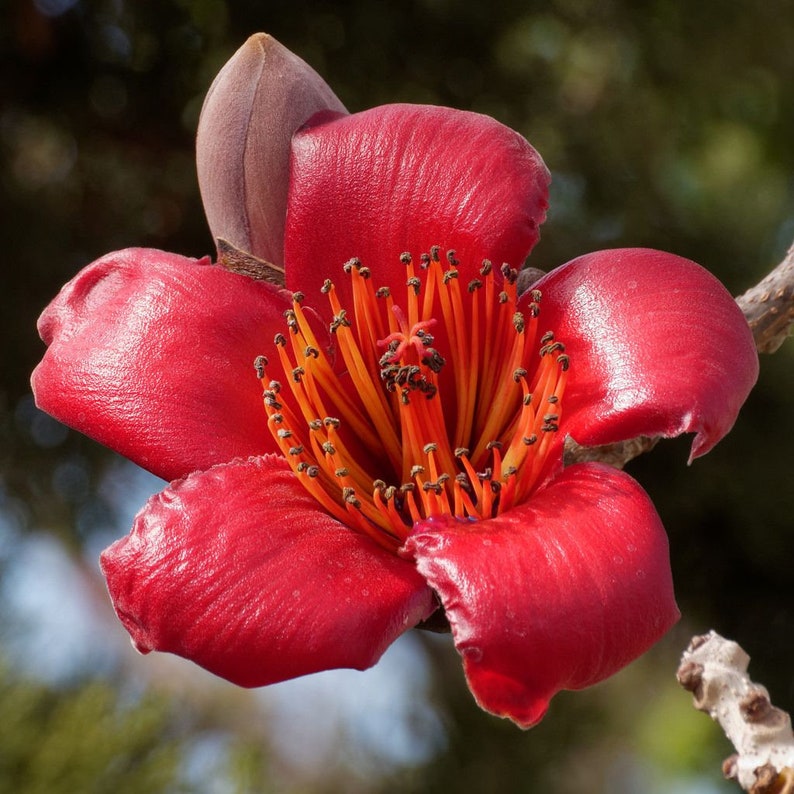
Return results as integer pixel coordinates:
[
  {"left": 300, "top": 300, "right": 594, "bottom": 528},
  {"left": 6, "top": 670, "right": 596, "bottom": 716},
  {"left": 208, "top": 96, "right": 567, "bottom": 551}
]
[{"left": 196, "top": 34, "right": 347, "bottom": 269}]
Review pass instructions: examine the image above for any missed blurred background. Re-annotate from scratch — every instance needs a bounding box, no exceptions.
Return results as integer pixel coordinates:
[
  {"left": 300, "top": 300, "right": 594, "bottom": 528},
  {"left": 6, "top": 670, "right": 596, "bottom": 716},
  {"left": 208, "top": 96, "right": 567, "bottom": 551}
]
[{"left": 2, "top": 0, "right": 793, "bottom": 791}]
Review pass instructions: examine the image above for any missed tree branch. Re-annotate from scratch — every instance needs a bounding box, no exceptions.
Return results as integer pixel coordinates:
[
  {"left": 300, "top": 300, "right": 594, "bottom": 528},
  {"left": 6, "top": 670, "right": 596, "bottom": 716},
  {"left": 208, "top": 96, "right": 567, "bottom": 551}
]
[
  {"left": 677, "top": 631, "right": 794, "bottom": 793},
  {"left": 736, "top": 240, "right": 794, "bottom": 354}
]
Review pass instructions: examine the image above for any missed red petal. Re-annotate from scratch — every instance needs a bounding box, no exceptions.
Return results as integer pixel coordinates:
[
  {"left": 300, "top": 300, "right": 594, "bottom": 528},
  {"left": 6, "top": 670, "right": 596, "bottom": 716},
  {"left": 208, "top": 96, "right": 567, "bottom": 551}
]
[
  {"left": 32, "top": 248, "right": 293, "bottom": 481},
  {"left": 197, "top": 34, "right": 347, "bottom": 267},
  {"left": 403, "top": 463, "right": 679, "bottom": 728},
  {"left": 285, "top": 104, "right": 550, "bottom": 309},
  {"left": 101, "top": 455, "right": 435, "bottom": 686},
  {"left": 533, "top": 248, "right": 758, "bottom": 459}
]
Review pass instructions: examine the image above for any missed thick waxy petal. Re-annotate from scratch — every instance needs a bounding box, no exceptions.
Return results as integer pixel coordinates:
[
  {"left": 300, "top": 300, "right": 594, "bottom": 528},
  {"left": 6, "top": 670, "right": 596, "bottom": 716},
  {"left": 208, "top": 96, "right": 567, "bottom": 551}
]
[
  {"left": 285, "top": 104, "right": 550, "bottom": 309},
  {"left": 533, "top": 248, "right": 759, "bottom": 459},
  {"left": 32, "top": 248, "right": 294, "bottom": 481},
  {"left": 197, "top": 33, "right": 347, "bottom": 267},
  {"left": 404, "top": 463, "right": 678, "bottom": 728},
  {"left": 101, "top": 455, "right": 436, "bottom": 686}
]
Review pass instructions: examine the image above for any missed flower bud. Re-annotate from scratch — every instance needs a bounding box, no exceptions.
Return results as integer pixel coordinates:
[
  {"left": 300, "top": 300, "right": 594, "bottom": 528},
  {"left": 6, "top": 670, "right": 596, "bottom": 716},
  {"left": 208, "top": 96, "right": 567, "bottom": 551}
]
[{"left": 196, "top": 34, "right": 347, "bottom": 268}]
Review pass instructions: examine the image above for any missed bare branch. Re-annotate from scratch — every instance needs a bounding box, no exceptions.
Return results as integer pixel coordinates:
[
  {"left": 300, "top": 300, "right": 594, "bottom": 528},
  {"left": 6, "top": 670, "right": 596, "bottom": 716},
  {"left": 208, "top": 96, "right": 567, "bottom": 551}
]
[
  {"left": 737, "top": 241, "right": 794, "bottom": 354},
  {"left": 677, "top": 631, "right": 794, "bottom": 793}
]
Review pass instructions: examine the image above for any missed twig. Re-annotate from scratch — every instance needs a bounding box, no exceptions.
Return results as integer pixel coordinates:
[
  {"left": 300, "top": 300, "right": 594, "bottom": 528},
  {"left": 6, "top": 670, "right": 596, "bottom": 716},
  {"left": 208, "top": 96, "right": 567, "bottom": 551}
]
[
  {"left": 737, "top": 241, "right": 794, "bottom": 354},
  {"left": 677, "top": 631, "right": 794, "bottom": 793}
]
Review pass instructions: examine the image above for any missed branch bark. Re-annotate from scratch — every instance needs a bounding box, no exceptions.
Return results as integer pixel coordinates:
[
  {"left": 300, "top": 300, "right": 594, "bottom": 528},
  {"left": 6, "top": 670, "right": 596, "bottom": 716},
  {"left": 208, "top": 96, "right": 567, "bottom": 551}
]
[
  {"left": 678, "top": 631, "right": 794, "bottom": 794},
  {"left": 737, "top": 240, "right": 794, "bottom": 353}
]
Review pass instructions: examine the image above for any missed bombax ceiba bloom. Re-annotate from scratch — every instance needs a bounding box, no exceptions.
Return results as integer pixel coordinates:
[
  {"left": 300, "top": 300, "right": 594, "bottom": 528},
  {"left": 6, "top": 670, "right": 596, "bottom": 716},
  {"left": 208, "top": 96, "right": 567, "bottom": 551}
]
[{"left": 32, "top": 34, "right": 759, "bottom": 728}]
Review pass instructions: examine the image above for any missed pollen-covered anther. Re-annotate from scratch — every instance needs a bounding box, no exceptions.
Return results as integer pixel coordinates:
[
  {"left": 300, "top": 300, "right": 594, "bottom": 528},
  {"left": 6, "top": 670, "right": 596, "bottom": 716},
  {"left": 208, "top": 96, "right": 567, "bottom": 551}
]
[{"left": 256, "top": 248, "right": 571, "bottom": 548}]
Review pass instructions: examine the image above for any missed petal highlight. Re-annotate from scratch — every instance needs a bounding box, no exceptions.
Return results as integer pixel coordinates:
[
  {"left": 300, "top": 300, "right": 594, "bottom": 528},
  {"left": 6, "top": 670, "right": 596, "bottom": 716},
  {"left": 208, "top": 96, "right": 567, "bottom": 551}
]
[
  {"left": 286, "top": 104, "right": 550, "bottom": 308},
  {"left": 533, "top": 248, "right": 759, "bottom": 459},
  {"left": 197, "top": 33, "right": 347, "bottom": 266},
  {"left": 101, "top": 456, "right": 436, "bottom": 687},
  {"left": 404, "top": 463, "right": 679, "bottom": 728},
  {"left": 32, "top": 248, "right": 294, "bottom": 481}
]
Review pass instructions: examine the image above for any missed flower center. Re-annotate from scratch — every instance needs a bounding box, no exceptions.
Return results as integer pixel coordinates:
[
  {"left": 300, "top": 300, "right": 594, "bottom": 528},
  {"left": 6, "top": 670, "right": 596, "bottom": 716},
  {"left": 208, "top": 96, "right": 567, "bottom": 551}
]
[{"left": 255, "top": 247, "right": 569, "bottom": 552}]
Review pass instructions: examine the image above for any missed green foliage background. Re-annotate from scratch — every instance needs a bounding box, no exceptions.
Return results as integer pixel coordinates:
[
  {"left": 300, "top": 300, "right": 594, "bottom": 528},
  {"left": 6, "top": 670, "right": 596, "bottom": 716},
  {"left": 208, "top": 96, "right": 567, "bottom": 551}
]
[{"left": 1, "top": 0, "right": 793, "bottom": 791}]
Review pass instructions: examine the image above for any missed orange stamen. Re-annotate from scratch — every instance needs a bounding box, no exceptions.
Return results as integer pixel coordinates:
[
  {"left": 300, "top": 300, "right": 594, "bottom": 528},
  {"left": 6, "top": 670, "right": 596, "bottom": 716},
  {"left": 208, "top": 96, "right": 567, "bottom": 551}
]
[{"left": 255, "top": 249, "right": 569, "bottom": 548}]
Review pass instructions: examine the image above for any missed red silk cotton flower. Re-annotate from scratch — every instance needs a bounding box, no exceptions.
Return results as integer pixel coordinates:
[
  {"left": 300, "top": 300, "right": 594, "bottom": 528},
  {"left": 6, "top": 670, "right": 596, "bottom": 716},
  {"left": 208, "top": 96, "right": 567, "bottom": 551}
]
[{"left": 32, "top": 34, "right": 759, "bottom": 728}]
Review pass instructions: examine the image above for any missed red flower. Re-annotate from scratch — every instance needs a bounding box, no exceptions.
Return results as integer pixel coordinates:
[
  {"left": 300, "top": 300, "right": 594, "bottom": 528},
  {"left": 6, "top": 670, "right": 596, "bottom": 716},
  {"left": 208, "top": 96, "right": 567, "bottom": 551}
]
[{"left": 32, "top": 34, "right": 758, "bottom": 728}]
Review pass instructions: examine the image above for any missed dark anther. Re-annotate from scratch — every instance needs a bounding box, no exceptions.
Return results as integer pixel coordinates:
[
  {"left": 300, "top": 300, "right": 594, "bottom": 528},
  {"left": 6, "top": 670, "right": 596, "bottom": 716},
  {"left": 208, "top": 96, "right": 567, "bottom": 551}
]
[
  {"left": 523, "top": 435, "right": 538, "bottom": 445},
  {"left": 486, "top": 440, "right": 503, "bottom": 450},
  {"left": 359, "top": 266, "right": 371, "bottom": 279},
  {"left": 421, "top": 348, "right": 446, "bottom": 373},
  {"left": 373, "top": 479, "right": 386, "bottom": 491},
  {"left": 541, "top": 341, "right": 566, "bottom": 356},
  {"left": 343, "top": 257, "right": 361, "bottom": 273},
  {"left": 335, "top": 467, "right": 350, "bottom": 478},
  {"left": 480, "top": 259, "right": 493, "bottom": 276},
  {"left": 500, "top": 263, "right": 518, "bottom": 284},
  {"left": 407, "top": 276, "right": 421, "bottom": 295},
  {"left": 375, "top": 286, "right": 390, "bottom": 298},
  {"left": 292, "top": 291, "right": 305, "bottom": 304},
  {"left": 558, "top": 354, "right": 570, "bottom": 371},
  {"left": 423, "top": 442, "right": 439, "bottom": 454},
  {"left": 271, "top": 413, "right": 284, "bottom": 424},
  {"left": 288, "top": 445, "right": 304, "bottom": 456},
  {"left": 504, "top": 465, "right": 517, "bottom": 477},
  {"left": 530, "top": 289, "right": 542, "bottom": 302},
  {"left": 410, "top": 464, "right": 426, "bottom": 477},
  {"left": 322, "top": 442, "right": 336, "bottom": 455},
  {"left": 330, "top": 310, "right": 351, "bottom": 332},
  {"left": 304, "top": 346, "right": 319, "bottom": 359},
  {"left": 292, "top": 366, "right": 305, "bottom": 382},
  {"left": 277, "top": 428, "right": 292, "bottom": 438},
  {"left": 446, "top": 249, "right": 458, "bottom": 264},
  {"left": 321, "top": 279, "right": 333, "bottom": 294},
  {"left": 400, "top": 252, "right": 412, "bottom": 265},
  {"left": 254, "top": 355, "right": 267, "bottom": 379},
  {"left": 306, "top": 465, "right": 320, "bottom": 478},
  {"left": 498, "top": 291, "right": 509, "bottom": 304},
  {"left": 420, "top": 252, "right": 431, "bottom": 268},
  {"left": 513, "top": 367, "right": 527, "bottom": 383},
  {"left": 468, "top": 278, "right": 483, "bottom": 292},
  {"left": 264, "top": 392, "right": 282, "bottom": 410},
  {"left": 268, "top": 379, "right": 280, "bottom": 393},
  {"left": 454, "top": 447, "right": 470, "bottom": 458},
  {"left": 528, "top": 302, "right": 540, "bottom": 318},
  {"left": 309, "top": 419, "right": 323, "bottom": 431},
  {"left": 548, "top": 395, "right": 559, "bottom": 404},
  {"left": 490, "top": 481, "right": 502, "bottom": 494},
  {"left": 430, "top": 245, "right": 441, "bottom": 262},
  {"left": 296, "top": 462, "right": 309, "bottom": 472},
  {"left": 400, "top": 482, "right": 416, "bottom": 493},
  {"left": 523, "top": 393, "right": 533, "bottom": 406},
  {"left": 513, "top": 312, "right": 526, "bottom": 333},
  {"left": 422, "top": 480, "right": 444, "bottom": 494},
  {"left": 274, "top": 333, "right": 287, "bottom": 347},
  {"left": 476, "top": 468, "right": 493, "bottom": 482},
  {"left": 541, "top": 330, "right": 555, "bottom": 344},
  {"left": 443, "top": 268, "right": 459, "bottom": 284},
  {"left": 324, "top": 417, "right": 341, "bottom": 428}
]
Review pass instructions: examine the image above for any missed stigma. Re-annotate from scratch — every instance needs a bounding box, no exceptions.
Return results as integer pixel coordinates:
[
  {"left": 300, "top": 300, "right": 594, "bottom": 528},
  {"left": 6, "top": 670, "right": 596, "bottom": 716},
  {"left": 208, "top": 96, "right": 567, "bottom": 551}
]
[{"left": 255, "top": 247, "right": 569, "bottom": 552}]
